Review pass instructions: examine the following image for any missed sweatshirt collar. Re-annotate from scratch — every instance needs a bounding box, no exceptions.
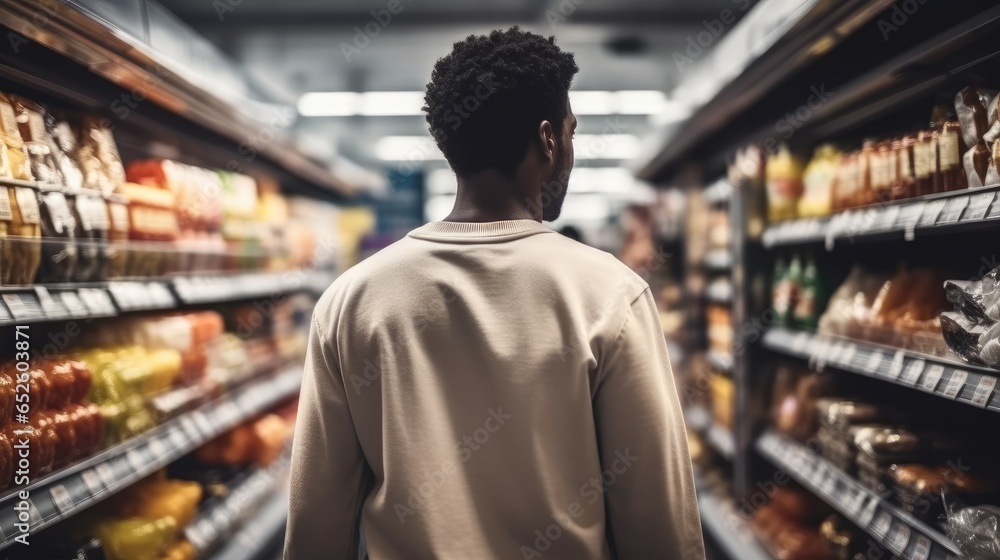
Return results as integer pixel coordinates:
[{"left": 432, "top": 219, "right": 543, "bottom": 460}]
[{"left": 407, "top": 220, "right": 554, "bottom": 243}]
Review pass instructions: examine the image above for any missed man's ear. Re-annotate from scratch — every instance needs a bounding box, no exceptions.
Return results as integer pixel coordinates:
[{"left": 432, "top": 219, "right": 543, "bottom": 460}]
[{"left": 537, "top": 120, "right": 556, "bottom": 164}]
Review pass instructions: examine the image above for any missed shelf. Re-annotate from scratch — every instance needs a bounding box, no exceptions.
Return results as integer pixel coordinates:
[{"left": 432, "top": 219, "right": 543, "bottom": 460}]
[
  {"left": 206, "top": 489, "right": 289, "bottom": 560},
  {"left": 763, "top": 186, "right": 1000, "bottom": 248},
  {"left": 763, "top": 327, "right": 999, "bottom": 413},
  {"left": 757, "top": 431, "right": 961, "bottom": 560},
  {"left": 704, "top": 250, "right": 733, "bottom": 271},
  {"left": 0, "top": 366, "right": 302, "bottom": 551},
  {"left": 0, "top": 2, "right": 358, "bottom": 198},
  {"left": 186, "top": 451, "right": 291, "bottom": 557},
  {"left": 0, "top": 270, "right": 334, "bottom": 326},
  {"left": 698, "top": 492, "right": 773, "bottom": 560}
]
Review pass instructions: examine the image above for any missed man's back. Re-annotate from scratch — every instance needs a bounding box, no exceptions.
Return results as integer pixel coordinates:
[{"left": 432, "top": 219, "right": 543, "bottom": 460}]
[{"left": 284, "top": 220, "right": 704, "bottom": 559}]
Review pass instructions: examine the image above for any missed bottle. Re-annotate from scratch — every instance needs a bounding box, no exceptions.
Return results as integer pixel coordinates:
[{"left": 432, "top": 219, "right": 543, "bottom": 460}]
[
  {"left": 913, "top": 130, "right": 936, "bottom": 196},
  {"left": 858, "top": 139, "right": 877, "bottom": 205},
  {"left": 794, "top": 254, "right": 824, "bottom": 330},
  {"left": 833, "top": 152, "right": 859, "bottom": 210},
  {"left": 939, "top": 119, "right": 967, "bottom": 191},
  {"left": 871, "top": 141, "right": 893, "bottom": 204},
  {"left": 799, "top": 144, "right": 840, "bottom": 218},
  {"left": 785, "top": 254, "right": 803, "bottom": 326},
  {"left": 892, "top": 135, "right": 916, "bottom": 200},
  {"left": 773, "top": 257, "right": 790, "bottom": 327},
  {"left": 766, "top": 145, "right": 804, "bottom": 223}
]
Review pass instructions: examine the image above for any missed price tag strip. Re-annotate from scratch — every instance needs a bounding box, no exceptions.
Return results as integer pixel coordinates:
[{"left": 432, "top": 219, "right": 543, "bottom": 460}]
[
  {"left": 886, "top": 351, "right": 906, "bottom": 379},
  {"left": 757, "top": 431, "right": 959, "bottom": 560},
  {"left": 942, "top": 370, "right": 969, "bottom": 400},
  {"left": 921, "top": 365, "right": 945, "bottom": 393},
  {"left": 971, "top": 376, "right": 997, "bottom": 408}
]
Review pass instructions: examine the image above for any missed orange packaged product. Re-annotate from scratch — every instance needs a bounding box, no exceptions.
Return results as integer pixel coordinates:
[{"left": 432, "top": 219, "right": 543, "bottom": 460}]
[
  {"left": 46, "top": 360, "right": 76, "bottom": 410},
  {"left": 68, "top": 360, "right": 93, "bottom": 404},
  {"left": 27, "top": 413, "right": 56, "bottom": 476},
  {"left": 27, "top": 366, "right": 51, "bottom": 412},
  {"left": 50, "top": 409, "right": 77, "bottom": 467}
]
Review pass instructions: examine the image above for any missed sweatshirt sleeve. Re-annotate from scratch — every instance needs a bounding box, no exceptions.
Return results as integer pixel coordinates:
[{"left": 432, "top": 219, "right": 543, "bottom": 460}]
[
  {"left": 284, "top": 316, "right": 368, "bottom": 560},
  {"left": 595, "top": 288, "right": 705, "bottom": 560}
]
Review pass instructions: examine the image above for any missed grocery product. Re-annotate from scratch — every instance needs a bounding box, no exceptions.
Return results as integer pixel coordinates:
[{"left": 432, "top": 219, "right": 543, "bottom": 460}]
[
  {"left": 4, "top": 183, "right": 42, "bottom": 285},
  {"left": 48, "top": 119, "right": 85, "bottom": 191},
  {"left": 70, "top": 189, "right": 110, "bottom": 282},
  {"left": 766, "top": 145, "right": 804, "bottom": 222},
  {"left": 798, "top": 145, "right": 839, "bottom": 218},
  {"left": 965, "top": 141, "right": 991, "bottom": 188},
  {"left": 0, "top": 92, "right": 32, "bottom": 181},
  {"left": 955, "top": 86, "right": 995, "bottom": 148},
  {"left": 195, "top": 412, "right": 292, "bottom": 467},
  {"left": 793, "top": 254, "right": 824, "bottom": 330},
  {"left": 37, "top": 185, "right": 79, "bottom": 283},
  {"left": 9, "top": 95, "right": 61, "bottom": 185},
  {"left": 947, "top": 505, "right": 1000, "bottom": 559},
  {"left": 76, "top": 116, "right": 126, "bottom": 195},
  {"left": 857, "top": 139, "right": 876, "bottom": 205},
  {"left": 105, "top": 192, "right": 130, "bottom": 278}
]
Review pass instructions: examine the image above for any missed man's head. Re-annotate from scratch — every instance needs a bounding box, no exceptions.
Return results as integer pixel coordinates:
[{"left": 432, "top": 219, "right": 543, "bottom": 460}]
[{"left": 424, "top": 27, "right": 579, "bottom": 221}]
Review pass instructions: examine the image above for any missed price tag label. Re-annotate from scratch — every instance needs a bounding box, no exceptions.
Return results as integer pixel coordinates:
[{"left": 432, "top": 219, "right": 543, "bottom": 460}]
[
  {"left": 922, "top": 364, "right": 944, "bottom": 392},
  {"left": 169, "top": 427, "right": 187, "bottom": 449},
  {"left": 866, "top": 351, "right": 885, "bottom": 373},
  {"left": 971, "top": 376, "right": 997, "bottom": 408},
  {"left": 79, "top": 288, "right": 116, "bottom": 316},
  {"left": 27, "top": 500, "right": 44, "bottom": 527},
  {"left": 845, "top": 487, "right": 866, "bottom": 516},
  {"left": 181, "top": 415, "right": 200, "bottom": 439},
  {"left": 81, "top": 470, "right": 104, "bottom": 496},
  {"left": 872, "top": 511, "right": 892, "bottom": 538},
  {"left": 149, "top": 438, "right": 168, "bottom": 458},
  {"left": 912, "top": 535, "right": 931, "bottom": 560},
  {"left": 888, "top": 523, "right": 910, "bottom": 555},
  {"left": 898, "top": 202, "right": 926, "bottom": 240},
  {"left": 900, "top": 358, "right": 924, "bottom": 385},
  {"left": 193, "top": 410, "right": 214, "bottom": 436},
  {"left": 918, "top": 199, "right": 947, "bottom": 227},
  {"left": 96, "top": 463, "right": 116, "bottom": 488},
  {"left": 59, "top": 291, "right": 88, "bottom": 317},
  {"left": 127, "top": 449, "right": 147, "bottom": 473},
  {"left": 49, "top": 484, "right": 74, "bottom": 515},
  {"left": 965, "top": 191, "right": 996, "bottom": 221},
  {"left": 943, "top": 370, "right": 969, "bottom": 399},
  {"left": 859, "top": 496, "right": 879, "bottom": 525},
  {"left": 35, "top": 286, "right": 68, "bottom": 320},
  {"left": 879, "top": 205, "right": 902, "bottom": 232},
  {"left": 792, "top": 332, "right": 810, "bottom": 354},
  {"left": 887, "top": 351, "right": 906, "bottom": 379},
  {"left": 938, "top": 196, "right": 969, "bottom": 224},
  {"left": 841, "top": 344, "right": 857, "bottom": 367},
  {"left": 2, "top": 293, "right": 44, "bottom": 322}
]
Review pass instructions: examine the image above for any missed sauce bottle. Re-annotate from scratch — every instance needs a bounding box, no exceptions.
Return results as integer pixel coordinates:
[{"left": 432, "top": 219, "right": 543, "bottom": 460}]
[
  {"left": 913, "top": 130, "right": 936, "bottom": 196},
  {"left": 892, "top": 135, "right": 916, "bottom": 200},
  {"left": 858, "top": 139, "right": 876, "bottom": 205},
  {"left": 939, "top": 120, "right": 967, "bottom": 191}
]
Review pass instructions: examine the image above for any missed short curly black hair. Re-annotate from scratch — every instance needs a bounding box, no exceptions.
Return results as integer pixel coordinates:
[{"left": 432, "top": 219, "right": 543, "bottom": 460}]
[{"left": 423, "top": 27, "right": 579, "bottom": 178}]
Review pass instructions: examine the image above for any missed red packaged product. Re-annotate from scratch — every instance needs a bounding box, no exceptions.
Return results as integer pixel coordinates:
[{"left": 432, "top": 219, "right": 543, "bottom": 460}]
[
  {"left": 46, "top": 361, "right": 75, "bottom": 410},
  {"left": 50, "top": 409, "right": 77, "bottom": 466}
]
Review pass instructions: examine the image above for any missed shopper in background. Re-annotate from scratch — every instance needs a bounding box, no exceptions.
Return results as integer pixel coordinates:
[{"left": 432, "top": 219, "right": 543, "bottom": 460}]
[{"left": 284, "top": 27, "right": 704, "bottom": 560}]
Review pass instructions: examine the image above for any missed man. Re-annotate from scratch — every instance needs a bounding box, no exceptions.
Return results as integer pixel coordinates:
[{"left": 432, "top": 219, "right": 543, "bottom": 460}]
[{"left": 284, "top": 27, "right": 704, "bottom": 560}]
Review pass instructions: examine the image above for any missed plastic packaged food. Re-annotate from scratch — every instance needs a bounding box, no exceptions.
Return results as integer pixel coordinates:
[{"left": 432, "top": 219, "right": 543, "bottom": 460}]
[
  {"left": 93, "top": 516, "right": 180, "bottom": 560},
  {"left": 118, "top": 181, "right": 179, "bottom": 277},
  {"left": 965, "top": 141, "right": 991, "bottom": 188},
  {"left": 832, "top": 152, "right": 859, "bottom": 210},
  {"left": 892, "top": 464, "right": 1000, "bottom": 524},
  {"left": 104, "top": 192, "right": 129, "bottom": 278},
  {"left": 2, "top": 183, "right": 41, "bottom": 285},
  {"left": 9, "top": 95, "right": 61, "bottom": 185},
  {"left": 946, "top": 505, "right": 1000, "bottom": 560},
  {"left": 983, "top": 93, "right": 1000, "bottom": 145},
  {"left": 48, "top": 120, "right": 84, "bottom": 190},
  {"left": 766, "top": 145, "right": 804, "bottom": 222},
  {"left": 955, "top": 86, "right": 996, "bottom": 148},
  {"left": 0, "top": 92, "right": 32, "bottom": 181},
  {"left": 944, "top": 267, "right": 1000, "bottom": 325},
  {"left": 70, "top": 189, "right": 109, "bottom": 282},
  {"left": 77, "top": 117, "right": 126, "bottom": 195},
  {"left": 870, "top": 141, "right": 893, "bottom": 203},
  {"left": 36, "top": 185, "right": 78, "bottom": 283}
]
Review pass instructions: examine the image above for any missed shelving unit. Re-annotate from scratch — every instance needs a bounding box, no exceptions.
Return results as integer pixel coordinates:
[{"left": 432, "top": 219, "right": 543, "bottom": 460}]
[
  {"left": 0, "top": 367, "right": 301, "bottom": 550},
  {"left": 207, "top": 490, "right": 290, "bottom": 560},
  {"left": 764, "top": 328, "right": 999, "bottom": 412},
  {"left": 757, "top": 431, "right": 961, "bottom": 560},
  {"left": 697, "top": 492, "right": 774, "bottom": 560}
]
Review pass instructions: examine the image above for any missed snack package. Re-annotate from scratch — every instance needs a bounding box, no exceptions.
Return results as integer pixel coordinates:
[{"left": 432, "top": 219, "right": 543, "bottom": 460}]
[
  {"left": 947, "top": 505, "right": 1000, "bottom": 559},
  {"left": 965, "top": 142, "right": 991, "bottom": 188},
  {"left": 944, "top": 267, "right": 1000, "bottom": 325},
  {"left": 940, "top": 311, "right": 988, "bottom": 364},
  {"left": 4, "top": 184, "right": 42, "bottom": 285},
  {"left": 48, "top": 120, "right": 84, "bottom": 191},
  {"left": 955, "top": 86, "right": 997, "bottom": 148},
  {"left": 36, "top": 186, "right": 78, "bottom": 283},
  {"left": 9, "top": 95, "right": 61, "bottom": 185},
  {"left": 0, "top": 92, "right": 32, "bottom": 181},
  {"left": 77, "top": 117, "right": 126, "bottom": 194}
]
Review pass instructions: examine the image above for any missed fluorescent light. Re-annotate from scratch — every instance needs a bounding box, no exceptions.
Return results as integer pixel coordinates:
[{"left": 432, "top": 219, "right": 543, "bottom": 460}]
[
  {"left": 574, "top": 134, "right": 641, "bottom": 160},
  {"left": 297, "top": 92, "right": 359, "bottom": 117},
  {"left": 374, "top": 136, "right": 444, "bottom": 161},
  {"left": 569, "top": 91, "right": 615, "bottom": 115},
  {"left": 616, "top": 90, "right": 667, "bottom": 115},
  {"left": 299, "top": 90, "right": 671, "bottom": 117},
  {"left": 359, "top": 91, "right": 425, "bottom": 116}
]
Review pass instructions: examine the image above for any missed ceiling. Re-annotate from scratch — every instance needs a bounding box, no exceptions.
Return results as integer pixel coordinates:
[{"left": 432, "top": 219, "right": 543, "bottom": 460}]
[{"left": 156, "top": 0, "right": 757, "bottom": 169}]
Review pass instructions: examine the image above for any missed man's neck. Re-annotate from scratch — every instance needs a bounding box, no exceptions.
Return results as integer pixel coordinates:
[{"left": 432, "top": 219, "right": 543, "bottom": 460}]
[{"left": 443, "top": 171, "right": 541, "bottom": 223}]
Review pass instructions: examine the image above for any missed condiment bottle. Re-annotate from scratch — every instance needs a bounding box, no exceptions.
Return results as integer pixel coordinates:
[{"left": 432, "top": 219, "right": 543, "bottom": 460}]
[
  {"left": 892, "top": 135, "right": 916, "bottom": 200},
  {"left": 871, "top": 141, "right": 892, "bottom": 204},
  {"left": 913, "top": 130, "right": 936, "bottom": 196},
  {"left": 858, "top": 139, "right": 876, "bottom": 205},
  {"left": 938, "top": 120, "right": 967, "bottom": 191}
]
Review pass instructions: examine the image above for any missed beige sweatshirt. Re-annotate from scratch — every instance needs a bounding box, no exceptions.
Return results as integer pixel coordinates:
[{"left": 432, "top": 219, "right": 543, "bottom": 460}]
[{"left": 284, "top": 220, "right": 704, "bottom": 560}]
